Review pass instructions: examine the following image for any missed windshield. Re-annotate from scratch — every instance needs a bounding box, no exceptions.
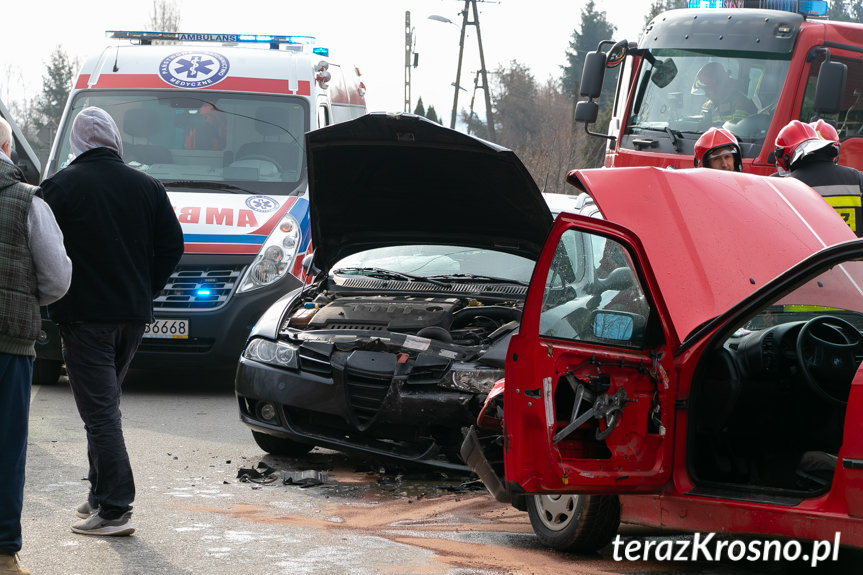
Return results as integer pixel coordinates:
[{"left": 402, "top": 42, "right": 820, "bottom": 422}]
[
  {"left": 743, "top": 260, "right": 863, "bottom": 331},
  {"left": 332, "top": 245, "right": 537, "bottom": 285},
  {"left": 49, "top": 91, "right": 309, "bottom": 194},
  {"left": 630, "top": 49, "right": 791, "bottom": 155}
]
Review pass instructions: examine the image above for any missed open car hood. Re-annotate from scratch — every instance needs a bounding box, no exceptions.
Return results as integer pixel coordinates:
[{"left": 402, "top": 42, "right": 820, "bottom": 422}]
[
  {"left": 567, "top": 167, "right": 858, "bottom": 342},
  {"left": 306, "top": 113, "right": 553, "bottom": 273}
]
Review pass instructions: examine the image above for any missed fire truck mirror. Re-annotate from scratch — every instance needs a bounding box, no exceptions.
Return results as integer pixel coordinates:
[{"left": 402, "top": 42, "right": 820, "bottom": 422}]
[
  {"left": 579, "top": 51, "right": 607, "bottom": 99},
  {"left": 575, "top": 100, "right": 599, "bottom": 125},
  {"left": 814, "top": 60, "right": 847, "bottom": 116}
]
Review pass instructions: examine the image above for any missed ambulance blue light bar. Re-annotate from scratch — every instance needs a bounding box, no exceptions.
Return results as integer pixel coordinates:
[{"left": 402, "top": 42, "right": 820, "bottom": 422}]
[
  {"left": 108, "top": 31, "right": 317, "bottom": 48},
  {"left": 686, "top": 0, "right": 828, "bottom": 17}
]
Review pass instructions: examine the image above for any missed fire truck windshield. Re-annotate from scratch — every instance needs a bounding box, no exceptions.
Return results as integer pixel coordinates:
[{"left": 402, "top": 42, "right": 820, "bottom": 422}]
[
  {"left": 48, "top": 91, "right": 310, "bottom": 193},
  {"left": 629, "top": 49, "right": 791, "bottom": 156}
]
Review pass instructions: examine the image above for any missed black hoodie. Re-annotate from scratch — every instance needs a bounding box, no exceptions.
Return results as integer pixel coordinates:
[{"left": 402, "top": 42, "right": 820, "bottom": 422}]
[{"left": 41, "top": 107, "right": 184, "bottom": 323}]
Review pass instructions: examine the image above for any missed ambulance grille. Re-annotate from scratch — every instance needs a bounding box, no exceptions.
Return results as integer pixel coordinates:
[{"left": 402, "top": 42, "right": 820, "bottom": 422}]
[{"left": 154, "top": 265, "right": 244, "bottom": 309}]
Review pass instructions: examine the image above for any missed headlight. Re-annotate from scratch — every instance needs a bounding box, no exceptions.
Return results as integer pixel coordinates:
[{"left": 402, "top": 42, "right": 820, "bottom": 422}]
[
  {"left": 439, "top": 366, "right": 504, "bottom": 394},
  {"left": 243, "top": 338, "right": 300, "bottom": 369},
  {"left": 238, "top": 214, "right": 301, "bottom": 293}
]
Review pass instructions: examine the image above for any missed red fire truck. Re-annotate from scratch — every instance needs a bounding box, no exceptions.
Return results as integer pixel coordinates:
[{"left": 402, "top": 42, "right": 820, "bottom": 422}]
[{"left": 575, "top": 1, "right": 863, "bottom": 174}]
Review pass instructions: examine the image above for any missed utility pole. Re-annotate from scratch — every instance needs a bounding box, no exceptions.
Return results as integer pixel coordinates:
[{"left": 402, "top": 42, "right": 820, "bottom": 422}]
[
  {"left": 450, "top": 0, "right": 495, "bottom": 140},
  {"left": 405, "top": 11, "right": 412, "bottom": 113}
]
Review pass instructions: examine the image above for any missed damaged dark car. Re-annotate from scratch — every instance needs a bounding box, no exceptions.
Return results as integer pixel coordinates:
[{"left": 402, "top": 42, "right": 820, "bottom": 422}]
[{"left": 235, "top": 113, "right": 553, "bottom": 470}]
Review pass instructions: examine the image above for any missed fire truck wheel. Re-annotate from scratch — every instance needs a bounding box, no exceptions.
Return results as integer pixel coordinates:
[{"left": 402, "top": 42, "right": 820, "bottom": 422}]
[
  {"left": 526, "top": 493, "right": 620, "bottom": 553},
  {"left": 251, "top": 431, "right": 314, "bottom": 457},
  {"left": 33, "top": 359, "right": 63, "bottom": 386}
]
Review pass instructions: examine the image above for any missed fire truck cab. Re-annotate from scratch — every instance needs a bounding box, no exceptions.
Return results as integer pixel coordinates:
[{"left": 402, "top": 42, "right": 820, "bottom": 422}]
[
  {"left": 575, "top": 1, "right": 863, "bottom": 175},
  {"left": 34, "top": 31, "right": 367, "bottom": 384}
]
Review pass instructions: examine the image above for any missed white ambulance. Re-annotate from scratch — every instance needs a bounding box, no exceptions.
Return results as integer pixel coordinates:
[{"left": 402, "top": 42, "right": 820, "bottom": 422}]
[{"left": 34, "top": 31, "right": 367, "bottom": 384}]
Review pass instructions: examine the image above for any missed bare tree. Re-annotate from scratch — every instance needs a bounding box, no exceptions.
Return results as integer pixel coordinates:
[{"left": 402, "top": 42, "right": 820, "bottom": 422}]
[{"left": 149, "top": 0, "right": 181, "bottom": 31}]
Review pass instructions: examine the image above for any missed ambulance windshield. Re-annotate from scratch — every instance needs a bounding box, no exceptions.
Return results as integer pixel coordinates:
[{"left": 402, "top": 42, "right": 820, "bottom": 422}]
[{"left": 49, "top": 91, "right": 309, "bottom": 193}]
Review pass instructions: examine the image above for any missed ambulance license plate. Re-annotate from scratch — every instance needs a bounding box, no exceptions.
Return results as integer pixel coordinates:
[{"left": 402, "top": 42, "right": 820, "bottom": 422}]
[{"left": 144, "top": 319, "right": 189, "bottom": 339}]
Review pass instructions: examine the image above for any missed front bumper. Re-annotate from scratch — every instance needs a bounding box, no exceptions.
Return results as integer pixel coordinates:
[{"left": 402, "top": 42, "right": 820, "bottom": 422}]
[{"left": 235, "top": 355, "right": 481, "bottom": 470}]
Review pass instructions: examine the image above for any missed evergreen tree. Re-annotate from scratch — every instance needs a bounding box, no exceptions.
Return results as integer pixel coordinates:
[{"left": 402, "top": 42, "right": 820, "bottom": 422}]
[
  {"left": 29, "top": 46, "right": 76, "bottom": 163},
  {"left": 561, "top": 0, "right": 617, "bottom": 97},
  {"left": 426, "top": 105, "right": 441, "bottom": 124},
  {"left": 413, "top": 97, "right": 426, "bottom": 117}
]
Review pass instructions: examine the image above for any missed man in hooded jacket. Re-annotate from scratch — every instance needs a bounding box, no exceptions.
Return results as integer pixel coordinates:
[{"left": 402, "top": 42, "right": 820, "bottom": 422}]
[{"left": 41, "top": 107, "right": 184, "bottom": 536}]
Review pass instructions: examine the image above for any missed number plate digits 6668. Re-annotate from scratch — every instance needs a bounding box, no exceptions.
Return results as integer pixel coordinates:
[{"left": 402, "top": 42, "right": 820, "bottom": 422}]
[{"left": 143, "top": 319, "right": 189, "bottom": 339}]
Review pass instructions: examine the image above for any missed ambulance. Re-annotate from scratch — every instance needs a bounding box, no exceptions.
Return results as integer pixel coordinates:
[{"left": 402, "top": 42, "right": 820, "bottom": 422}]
[{"left": 33, "top": 31, "right": 367, "bottom": 384}]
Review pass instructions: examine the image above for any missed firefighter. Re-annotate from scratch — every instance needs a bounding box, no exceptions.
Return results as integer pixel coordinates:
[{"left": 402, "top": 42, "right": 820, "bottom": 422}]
[
  {"left": 694, "top": 127, "right": 742, "bottom": 172},
  {"left": 775, "top": 119, "right": 863, "bottom": 237},
  {"left": 695, "top": 62, "right": 757, "bottom": 126}
]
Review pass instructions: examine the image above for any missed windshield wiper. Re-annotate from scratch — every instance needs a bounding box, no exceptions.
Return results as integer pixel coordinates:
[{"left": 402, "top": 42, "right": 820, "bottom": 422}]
[
  {"left": 334, "top": 267, "right": 450, "bottom": 287},
  {"left": 161, "top": 180, "right": 255, "bottom": 194},
  {"left": 427, "top": 273, "right": 528, "bottom": 286}
]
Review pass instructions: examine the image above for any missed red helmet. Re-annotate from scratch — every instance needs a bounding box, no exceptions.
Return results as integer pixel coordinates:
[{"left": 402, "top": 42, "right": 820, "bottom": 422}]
[
  {"left": 810, "top": 119, "right": 839, "bottom": 143},
  {"left": 775, "top": 120, "right": 836, "bottom": 171},
  {"left": 694, "top": 127, "right": 742, "bottom": 171}
]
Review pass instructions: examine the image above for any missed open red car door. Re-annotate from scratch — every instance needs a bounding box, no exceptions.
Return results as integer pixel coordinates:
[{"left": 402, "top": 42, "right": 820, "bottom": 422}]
[
  {"left": 502, "top": 166, "right": 857, "bottom": 496},
  {"left": 503, "top": 212, "right": 676, "bottom": 494}
]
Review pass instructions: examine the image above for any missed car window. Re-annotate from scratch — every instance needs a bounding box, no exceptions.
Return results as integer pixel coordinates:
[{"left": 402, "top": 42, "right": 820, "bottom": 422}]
[
  {"left": 799, "top": 55, "right": 863, "bottom": 141},
  {"left": 539, "top": 229, "right": 651, "bottom": 348}
]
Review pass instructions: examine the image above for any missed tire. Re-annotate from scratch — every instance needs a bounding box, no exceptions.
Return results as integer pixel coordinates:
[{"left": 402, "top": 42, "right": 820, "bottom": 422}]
[
  {"left": 251, "top": 431, "right": 314, "bottom": 457},
  {"left": 33, "top": 359, "right": 63, "bottom": 386},
  {"left": 526, "top": 493, "right": 620, "bottom": 553}
]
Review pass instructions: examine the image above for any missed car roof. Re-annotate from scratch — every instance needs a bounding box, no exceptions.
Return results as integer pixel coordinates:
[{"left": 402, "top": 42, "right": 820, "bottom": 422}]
[{"left": 567, "top": 166, "right": 857, "bottom": 341}]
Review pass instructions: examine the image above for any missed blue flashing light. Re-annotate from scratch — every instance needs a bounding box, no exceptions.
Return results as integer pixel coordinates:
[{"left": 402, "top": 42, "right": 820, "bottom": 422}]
[
  {"left": 287, "top": 36, "right": 316, "bottom": 45},
  {"left": 109, "top": 30, "right": 318, "bottom": 47},
  {"left": 196, "top": 289, "right": 212, "bottom": 297},
  {"left": 686, "top": 0, "right": 828, "bottom": 16},
  {"left": 312, "top": 47, "right": 330, "bottom": 57}
]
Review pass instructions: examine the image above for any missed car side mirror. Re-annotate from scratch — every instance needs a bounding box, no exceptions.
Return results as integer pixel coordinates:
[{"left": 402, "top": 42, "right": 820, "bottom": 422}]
[{"left": 591, "top": 310, "right": 635, "bottom": 341}]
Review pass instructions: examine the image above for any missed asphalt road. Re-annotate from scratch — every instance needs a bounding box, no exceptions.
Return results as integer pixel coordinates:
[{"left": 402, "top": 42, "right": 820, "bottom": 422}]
[{"left": 18, "top": 369, "right": 861, "bottom": 575}]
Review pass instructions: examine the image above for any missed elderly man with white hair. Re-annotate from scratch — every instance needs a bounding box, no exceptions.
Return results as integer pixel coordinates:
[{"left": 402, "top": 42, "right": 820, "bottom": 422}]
[{"left": 0, "top": 116, "right": 71, "bottom": 575}]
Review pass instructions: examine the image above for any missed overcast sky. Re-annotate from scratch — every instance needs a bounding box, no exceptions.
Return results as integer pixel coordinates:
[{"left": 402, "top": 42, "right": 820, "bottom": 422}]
[{"left": 2, "top": 1, "right": 652, "bottom": 123}]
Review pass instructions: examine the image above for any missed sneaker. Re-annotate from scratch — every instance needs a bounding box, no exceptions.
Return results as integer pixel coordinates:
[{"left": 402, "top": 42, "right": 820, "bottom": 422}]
[
  {"left": 76, "top": 501, "right": 98, "bottom": 519},
  {"left": 0, "top": 553, "right": 30, "bottom": 575},
  {"left": 71, "top": 510, "right": 135, "bottom": 536}
]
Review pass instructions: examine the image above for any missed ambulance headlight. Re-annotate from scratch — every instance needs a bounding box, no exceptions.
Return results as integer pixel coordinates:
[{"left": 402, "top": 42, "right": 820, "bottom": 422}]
[{"left": 238, "top": 213, "right": 301, "bottom": 292}]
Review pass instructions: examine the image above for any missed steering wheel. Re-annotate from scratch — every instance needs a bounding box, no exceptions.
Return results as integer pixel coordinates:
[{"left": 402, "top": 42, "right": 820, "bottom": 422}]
[
  {"left": 795, "top": 316, "right": 863, "bottom": 405},
  {"left": 236, "top": 154, "right": 282, "bottom": 170}
]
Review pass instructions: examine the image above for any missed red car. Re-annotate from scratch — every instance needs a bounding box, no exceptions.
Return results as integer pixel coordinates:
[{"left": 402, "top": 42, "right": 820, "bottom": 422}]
[{"left": 462, "top": 166, "right": 863, "bottom": 554}]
